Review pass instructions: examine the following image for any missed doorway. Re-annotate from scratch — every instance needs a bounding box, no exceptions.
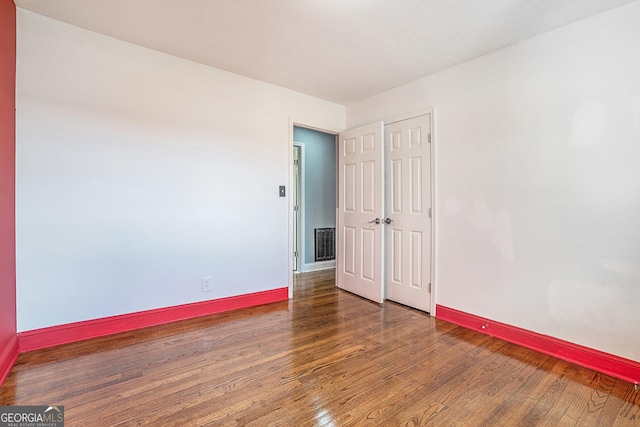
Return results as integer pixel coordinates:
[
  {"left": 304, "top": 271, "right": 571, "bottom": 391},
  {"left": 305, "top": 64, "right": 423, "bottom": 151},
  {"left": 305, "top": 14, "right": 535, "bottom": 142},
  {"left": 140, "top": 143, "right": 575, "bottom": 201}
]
[{"left": 292, "top": 126, "right": 338, "bottom": 274}]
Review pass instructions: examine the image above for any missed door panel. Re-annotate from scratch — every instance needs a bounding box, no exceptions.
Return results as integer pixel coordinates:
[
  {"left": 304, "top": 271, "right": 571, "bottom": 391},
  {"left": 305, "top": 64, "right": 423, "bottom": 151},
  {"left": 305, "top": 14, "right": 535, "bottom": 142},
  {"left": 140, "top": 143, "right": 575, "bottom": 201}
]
[
  {"left": 337, "top": 121, "right": 384, "bottom": 304},
  {"left": 343, "top": 226, "right": 356, "bottom": 275},
  {"left": 391, "top": 229, "right": 402, "bottom": 282},
  {"left": 385, "top": 114, "right": 432, "bottom": 311},
  {"left": 410, "top": 231, "right": 422, "bottom": 288},
  {"left": 362, "top": 160, "right": 376, "bottom": 212},
  {"left": 361, "top": 228, "right": 376, "bottom": 281}
]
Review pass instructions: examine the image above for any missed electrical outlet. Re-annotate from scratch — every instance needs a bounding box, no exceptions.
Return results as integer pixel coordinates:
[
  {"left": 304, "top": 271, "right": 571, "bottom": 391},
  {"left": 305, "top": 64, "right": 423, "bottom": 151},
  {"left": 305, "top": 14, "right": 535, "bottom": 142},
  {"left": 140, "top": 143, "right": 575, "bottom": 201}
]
[{"left": 202, "top": 276, "right": 212, "bottom": 292}]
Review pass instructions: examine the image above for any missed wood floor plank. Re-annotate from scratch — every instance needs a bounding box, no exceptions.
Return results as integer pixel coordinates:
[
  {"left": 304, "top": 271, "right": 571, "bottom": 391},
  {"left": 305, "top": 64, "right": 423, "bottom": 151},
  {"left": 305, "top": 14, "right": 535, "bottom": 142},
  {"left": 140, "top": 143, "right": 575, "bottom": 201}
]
[{"left": 1, "top": 268, "right": 638, "bottom": 426}]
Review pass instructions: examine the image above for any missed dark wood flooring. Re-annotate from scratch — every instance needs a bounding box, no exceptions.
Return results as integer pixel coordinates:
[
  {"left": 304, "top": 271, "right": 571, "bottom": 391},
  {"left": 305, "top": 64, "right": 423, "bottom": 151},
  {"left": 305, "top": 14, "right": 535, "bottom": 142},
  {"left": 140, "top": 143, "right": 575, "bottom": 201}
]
[{"left": 1, "top": 269, "right": 638, "bottom": 426}]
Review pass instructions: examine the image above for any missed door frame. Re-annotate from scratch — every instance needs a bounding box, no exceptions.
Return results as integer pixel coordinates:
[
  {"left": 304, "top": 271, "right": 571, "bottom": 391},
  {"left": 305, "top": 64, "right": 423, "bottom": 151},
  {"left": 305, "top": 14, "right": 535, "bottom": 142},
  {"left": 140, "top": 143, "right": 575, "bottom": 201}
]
[
  {"left": 384, "top": 107, "right": 437, "bottom": 316},
  {"left": 288, "top": 118, "right": 340, "bottom": 298},
  {"left": 292, "top": 142, "right": 305, "bottom": 273}
]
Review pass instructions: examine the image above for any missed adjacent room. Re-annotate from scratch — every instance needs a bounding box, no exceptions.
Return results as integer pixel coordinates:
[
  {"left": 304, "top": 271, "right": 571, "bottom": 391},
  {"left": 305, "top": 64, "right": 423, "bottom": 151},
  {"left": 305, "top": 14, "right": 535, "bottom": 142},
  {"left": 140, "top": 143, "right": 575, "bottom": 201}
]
[{"left": 1, "top": 0, "right": 639, "bottom": 424}]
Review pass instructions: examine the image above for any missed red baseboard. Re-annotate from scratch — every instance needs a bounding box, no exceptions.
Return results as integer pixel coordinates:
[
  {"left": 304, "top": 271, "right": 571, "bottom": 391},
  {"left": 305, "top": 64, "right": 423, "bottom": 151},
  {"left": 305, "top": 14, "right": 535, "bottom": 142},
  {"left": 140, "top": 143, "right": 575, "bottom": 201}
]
[
  {"left": 19, "top": 288, "right": 288, "bottom": 353},
  {"left": 436, "top": 305, "right": 640, "bottom": 385},
  {"left": 0, "top": 335, "right": 19, "bottom": 385}
]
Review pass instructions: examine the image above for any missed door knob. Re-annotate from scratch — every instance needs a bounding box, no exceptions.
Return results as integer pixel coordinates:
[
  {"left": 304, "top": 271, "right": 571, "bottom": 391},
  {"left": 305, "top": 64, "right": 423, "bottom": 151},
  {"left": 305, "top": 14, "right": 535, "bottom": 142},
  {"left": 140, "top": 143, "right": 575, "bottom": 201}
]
[
  {"left": 383, "top": 218, "right": 393, "bottom": 224},
  {"left": 368, "top": 218, "right": 381, "bottom": 225}
]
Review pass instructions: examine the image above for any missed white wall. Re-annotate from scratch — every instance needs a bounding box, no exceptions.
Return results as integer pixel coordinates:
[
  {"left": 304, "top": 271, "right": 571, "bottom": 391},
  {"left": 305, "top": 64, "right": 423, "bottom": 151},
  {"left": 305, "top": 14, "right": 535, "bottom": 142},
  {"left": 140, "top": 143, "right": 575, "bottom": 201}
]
[
  {"left": 16, "top": 10, "right": 345, "bottom": 331},
  {"left": 348, "top": 2, "right": 640, "bottom": 361}
]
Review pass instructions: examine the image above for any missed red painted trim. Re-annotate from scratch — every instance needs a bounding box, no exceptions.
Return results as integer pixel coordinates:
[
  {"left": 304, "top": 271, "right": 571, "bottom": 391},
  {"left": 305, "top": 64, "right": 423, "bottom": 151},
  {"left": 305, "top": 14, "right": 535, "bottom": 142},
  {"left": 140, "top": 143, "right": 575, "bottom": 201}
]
[
  {"left": 436, "top": 305, "right": 640, "bottom": 385},
  {"left": 19, "top": 288, "right": 288, "bottom": 353},
  {"left": 0, "top": 335, "right": 18, "bottom": 385},
  {"left": 0, "top": 0, "right": 17, "bottom": 388}
]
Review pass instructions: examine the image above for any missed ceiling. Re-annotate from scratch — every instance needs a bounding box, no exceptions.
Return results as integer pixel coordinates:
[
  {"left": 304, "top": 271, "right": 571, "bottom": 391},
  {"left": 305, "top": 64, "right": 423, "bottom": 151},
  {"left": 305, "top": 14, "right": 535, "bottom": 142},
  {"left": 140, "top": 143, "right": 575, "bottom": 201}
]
[{"left": 14, "top": 0, "right": 637, "bottom": 106}]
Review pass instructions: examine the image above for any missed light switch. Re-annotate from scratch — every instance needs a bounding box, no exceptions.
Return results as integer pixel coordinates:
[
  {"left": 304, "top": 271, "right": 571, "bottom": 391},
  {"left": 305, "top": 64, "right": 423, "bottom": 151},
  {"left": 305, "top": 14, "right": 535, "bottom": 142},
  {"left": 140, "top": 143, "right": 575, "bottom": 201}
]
[{"left": 279, "top": 185, "right": 286, "bottom": 197}]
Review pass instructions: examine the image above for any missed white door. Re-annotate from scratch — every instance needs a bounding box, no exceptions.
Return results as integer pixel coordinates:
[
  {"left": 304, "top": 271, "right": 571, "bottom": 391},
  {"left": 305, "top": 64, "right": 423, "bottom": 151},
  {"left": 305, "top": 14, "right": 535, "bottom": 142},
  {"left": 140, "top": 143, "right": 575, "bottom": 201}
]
[
  {"left": 384, "top": 114, "right": 432, "bottom": 311},
  {"left": 337, "top": 121, "right": 385, "bottom": 303}
]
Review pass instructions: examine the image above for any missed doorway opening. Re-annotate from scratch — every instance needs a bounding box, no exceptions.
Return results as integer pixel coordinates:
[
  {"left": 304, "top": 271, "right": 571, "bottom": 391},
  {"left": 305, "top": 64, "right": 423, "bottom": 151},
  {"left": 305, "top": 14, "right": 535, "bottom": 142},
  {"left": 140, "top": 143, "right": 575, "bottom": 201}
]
[{"left": 292, "top": 126, "right": 338, "bottom": 275}]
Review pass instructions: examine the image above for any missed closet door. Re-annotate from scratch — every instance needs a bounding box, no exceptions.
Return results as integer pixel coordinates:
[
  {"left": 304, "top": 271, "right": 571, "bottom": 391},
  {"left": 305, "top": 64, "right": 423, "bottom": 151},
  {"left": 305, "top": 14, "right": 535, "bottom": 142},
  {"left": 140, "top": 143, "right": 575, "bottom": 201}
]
[
  {"left": 384, "top": 114, "right": 432, "bottom": 312},
  {"left": 336, "top": 121, "right": 385, "bottom": 303}
]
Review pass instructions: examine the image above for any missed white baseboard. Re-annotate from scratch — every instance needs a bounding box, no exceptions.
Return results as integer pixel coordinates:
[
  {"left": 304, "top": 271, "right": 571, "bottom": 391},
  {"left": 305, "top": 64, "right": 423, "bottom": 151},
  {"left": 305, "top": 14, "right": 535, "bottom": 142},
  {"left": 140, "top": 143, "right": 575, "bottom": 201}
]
[{"left": 301, "top": 260, "right": 336, "bottom": 272}]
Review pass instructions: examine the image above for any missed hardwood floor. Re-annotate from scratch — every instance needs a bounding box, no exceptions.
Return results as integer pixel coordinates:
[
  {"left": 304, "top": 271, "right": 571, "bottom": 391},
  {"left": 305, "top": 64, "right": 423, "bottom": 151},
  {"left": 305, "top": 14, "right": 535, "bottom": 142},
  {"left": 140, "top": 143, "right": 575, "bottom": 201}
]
[{"left": 1, "top": 269, "right": 638, "bottom": 426}]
